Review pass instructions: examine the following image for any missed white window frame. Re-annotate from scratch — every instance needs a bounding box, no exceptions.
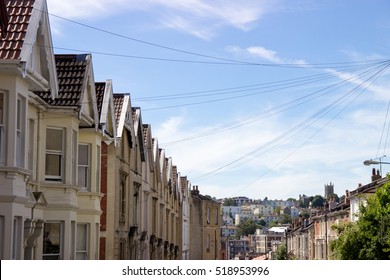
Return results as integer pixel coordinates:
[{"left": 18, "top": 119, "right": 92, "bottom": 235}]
[
  {"left": 42, "top": 222, "right": 63, "bottom": 260},
  {"left": 71, "top": 130, "right": 77, "bottom": 185},
  {"left": 16, "top": 97, "right": 26, "bottom": 168},
  {"left": 78, "top": 143, "right": 90, "bottom": 190},
  {"left": 96, "top": 145, "right": 101, "bottom": 193},
  {"left": 28, "top": 119, "right": 35, "bottom": 173},
  {"left": 0, "top": 92, "right": 5, "bottom": 165},
  {"left": 45, "top": 128, "right": 65, "bottom": 182},
  {"left": 76, "top": 223, "right": 89, "bottom": 260}
]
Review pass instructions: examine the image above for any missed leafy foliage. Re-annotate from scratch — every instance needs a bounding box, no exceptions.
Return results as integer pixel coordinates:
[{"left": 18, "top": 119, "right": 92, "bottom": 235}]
[
  {"left": 236, "top": 219, "right": 259, "bottom": 237},
  {"left": 311, "top": 195, "right": 325, "bottom": 208},
  {"left": 331, "top": 180, "right": 390, "bottom": 259},
  {"left": 280, "top": 214, "right": 292, "bottom": 224},
  {"left": 223, "top": 198, "right": 237, "bottom": 206},
  {"left": 275, "top": 243, "right": 287, "bottom": 260}
]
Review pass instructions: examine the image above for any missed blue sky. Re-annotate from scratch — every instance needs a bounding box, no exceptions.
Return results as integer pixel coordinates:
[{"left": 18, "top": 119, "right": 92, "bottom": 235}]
[{"left": 46, "top": 0, "right": 390, "bottom": 200}]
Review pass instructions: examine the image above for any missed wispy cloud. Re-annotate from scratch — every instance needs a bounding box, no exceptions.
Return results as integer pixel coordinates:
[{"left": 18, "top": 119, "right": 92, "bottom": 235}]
[
  {"left": 226, "top": 45, "right": 307, "bottom": 65},
  {"left": 326, "top": 68, "right": 390, "bottom": 101},
  {"left": 340, "top": 49, "right": 387, "bottom": 62},
  {"left": 47, "top": 0, "right": 273, "bottom": 39},
  {"left": 152, "top": 87, "right": 389, "bottom": 200}
]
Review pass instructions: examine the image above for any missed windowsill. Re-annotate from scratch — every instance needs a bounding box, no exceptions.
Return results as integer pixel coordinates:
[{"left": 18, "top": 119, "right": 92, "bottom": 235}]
[
  {"left": 0, "top": 166, "right": 32, "bottom": 178},
  {"left": 78, "top": 191, "right": 104, "bottom": 198},
  {"left": 40, "top": 182, "right": 79, "bottom": 191}
]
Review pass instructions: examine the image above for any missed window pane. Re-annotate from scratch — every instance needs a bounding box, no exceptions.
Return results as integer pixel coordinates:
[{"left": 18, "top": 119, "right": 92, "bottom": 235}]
[
  {"left": 78, "top": 144, "right": 88, "bottom": 165},
  {"left": 77, "top": 224, "right": 87, "bottom": 251},
  {"left": 76, "top": 224, "right": 87, "bottom": 260},
  {"left": 16, "top": 131, "right": 21, "bottom": 167},
  {"left": 46, "top": 129, "right": 63, "bottom": 151},
  {"left": 72, "top": 131, "right": 77, "bottom": 185},
  {"left": 28, "top": 119, "right": 34, "bottom": 171},
  {"left": 16, "top": 99, "right": 21, "bottom": 130},
  {"left": 78, "top": 166, "right": 88, "bottom": 189},
  {"left": 43, "top": 223, "right": 61, "bottom": 260},
  {"left": 46, "top": 154, "right": 61, "bottom": 176}
]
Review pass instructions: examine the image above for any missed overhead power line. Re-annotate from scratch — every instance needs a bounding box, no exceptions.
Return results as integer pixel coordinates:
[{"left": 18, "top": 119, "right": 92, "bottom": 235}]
[
  {"left": 192, "top": 61, "right": 390, "bottom": 183},
  {"left": 160, "top": 61, "right": 390, "bottom": 145},
  {"left": 35, "top": 8, "right": 390, "bottom": 68}
]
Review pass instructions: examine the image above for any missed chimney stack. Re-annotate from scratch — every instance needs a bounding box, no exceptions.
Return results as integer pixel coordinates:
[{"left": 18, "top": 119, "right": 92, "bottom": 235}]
[
  {"left": 191, "top": 185, "right": 200, "bottom": 196},
  {"left": 345, "top": 190, "right": 350, "bottom": 205},
  {"left": 371, "top": 168, "right": 381, "bottom": 182}
]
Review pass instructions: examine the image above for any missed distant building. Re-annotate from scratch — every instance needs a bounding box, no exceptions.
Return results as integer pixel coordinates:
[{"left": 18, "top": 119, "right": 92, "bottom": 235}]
[
  {"left": 221, "top": 225, "right": 238, "bottom": 238},
  {"left": 189, "top": 186, "right": 221, "bottom": 260},
  {"left": 227, "top": 238, "right": 250, "bottom": 260},
  {"left": 324, "top": 182, "right": 334, "bottom": 199},
  {"left": 255, "top": 227, "right": 286, "bottom": 255}
]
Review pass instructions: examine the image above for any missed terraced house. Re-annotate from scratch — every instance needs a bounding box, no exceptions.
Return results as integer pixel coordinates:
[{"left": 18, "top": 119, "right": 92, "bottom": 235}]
[{"left": 0, "top": 0, "right": 195, "bottom": 260}]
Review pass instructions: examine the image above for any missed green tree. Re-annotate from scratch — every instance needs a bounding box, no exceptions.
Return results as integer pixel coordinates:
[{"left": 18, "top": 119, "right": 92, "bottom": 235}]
[
  {"left": 236, "top": 219, "right": 258, "bottom": 237},
  {"left": 280, "top": 214, "right": 292, "bottom": 224},
  {"left": 331, "top": 180, "right": 390, "bottom": 259},
  {"left": 223, "top": 198, "right": 236, "bottom": 206},
  {"left": 311, "top": 195, "right": 325, "bottom": 208},
  {"left": 275, "top": 243, "right": 287, "bottom": 260},
  {"left": 299, "top": 211, "right": 310, "bottom": 219},
  {"left": 258, "top": 219, "right": 267, "bottom": 227},
  {"left": 269, "top": 220, "right": 279, "bottom": 228},
  {"left": 274, "top": 206, "right": 281, "bottom": 216}
]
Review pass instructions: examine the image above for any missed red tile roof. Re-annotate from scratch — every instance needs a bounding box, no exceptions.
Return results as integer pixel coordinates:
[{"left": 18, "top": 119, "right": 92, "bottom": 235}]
[
  {"left": 0, "top": 0, "right": 35, "bottom": 60},
  {"left": 36, "top": 54, "right": 88, "bottom": 106},
  {"left": 95, "top": 82, "right": 106, "bottom": 118},
  {"left": 113, "top": 94, "right": 124, "bottom": 125}
]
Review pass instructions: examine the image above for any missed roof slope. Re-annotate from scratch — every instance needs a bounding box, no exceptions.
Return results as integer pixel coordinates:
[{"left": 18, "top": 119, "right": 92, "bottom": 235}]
[
  {"left": 0, "top": 0, "right": 35, "bottom": 60},
  {"left": 36, "top": 54, "right": 88, "bottom": 107},
  {"left": 95, "top": 82, "right": 106, "bottom": 117}
]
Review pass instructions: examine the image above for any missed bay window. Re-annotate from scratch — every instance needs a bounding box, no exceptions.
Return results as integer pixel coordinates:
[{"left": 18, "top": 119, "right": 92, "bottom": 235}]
[
  {"left": 45, "top": 128, "right": 65, "bottom": 182},
  {"left": 16, "top": 97, "right": 26, "bottom": 167},
  {"left": 76, "top": 223, "right": 88, "bottom": 260},
  {"left": 43, "top": 222, "right": 63, "bottom": 260},
  {"left": 78, "top": 144, "right": 90, "bottom": 190}
]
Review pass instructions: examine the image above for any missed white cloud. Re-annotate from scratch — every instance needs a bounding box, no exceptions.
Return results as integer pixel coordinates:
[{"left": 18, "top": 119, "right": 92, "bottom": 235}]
[
  {"left": 226, "top": 45, "right": 308, "bottom": 65},
  {"left": 47, "top": 0, "right": 273, "bottom": 39},
  {"left": 152, "top": 95, "right": 389, "bottom": 200},
  {"left": 47, "top": 0, "right": 128, "bottom": 19},
  {"left": 340, "top": 49, "right": 387, "bottom": 62},
  {"left": 155, "top": 116, "right": 185, "bottom": 140},
  {"left": 326, "top": 68, "right": 390, "bottom": 101},
  {"left": 247, "top": 46, "right": 283, "bottom": 64}
]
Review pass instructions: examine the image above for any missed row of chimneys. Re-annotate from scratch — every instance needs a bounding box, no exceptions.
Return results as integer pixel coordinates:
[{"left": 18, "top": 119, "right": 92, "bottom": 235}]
[
  {"left": 191, "top": 185, "right": 200, "bottom": 195},
  {"left": 343, "top": 168, "right": 381, "bottom": 206}
]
